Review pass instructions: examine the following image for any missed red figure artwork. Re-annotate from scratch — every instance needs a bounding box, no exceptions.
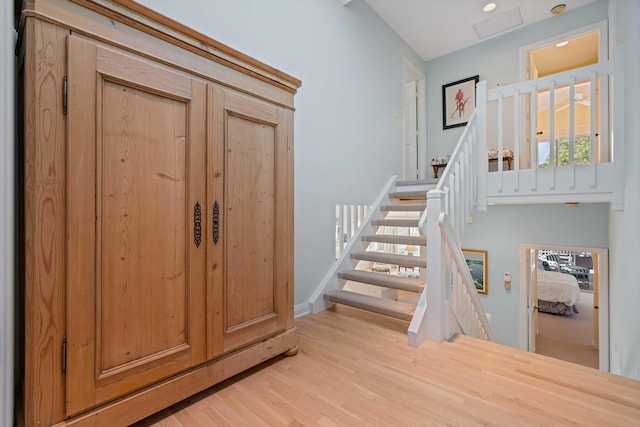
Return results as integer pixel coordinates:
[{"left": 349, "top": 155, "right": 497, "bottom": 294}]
[{"left": 451, "top": 88, "right": 469, "bottom": 119}]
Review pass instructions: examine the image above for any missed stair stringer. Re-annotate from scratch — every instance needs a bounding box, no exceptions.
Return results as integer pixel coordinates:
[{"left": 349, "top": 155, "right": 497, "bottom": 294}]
[{"left": 308, "top": 175, "right": 400, "bottom": 314}]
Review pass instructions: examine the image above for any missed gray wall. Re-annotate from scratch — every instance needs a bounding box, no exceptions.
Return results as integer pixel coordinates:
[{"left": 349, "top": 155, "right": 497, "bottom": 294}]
[
  {"left": 608, "top": 0, "right": 640, "bottom": 379},
  {"left": 463, "top": 203, "right": 609, "bottom": 347},
  {"left": 134, "top": 0, "right": 425, "bottom": 307}
]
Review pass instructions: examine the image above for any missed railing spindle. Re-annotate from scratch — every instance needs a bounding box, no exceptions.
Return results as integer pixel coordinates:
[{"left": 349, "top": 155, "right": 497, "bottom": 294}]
[
  {"left": 530, "top": 84, "right": 538, "bottom": 190},
  {"left": 590, "top": 71, "right": 597, "bottom": 187},
  {"left": 569, "top": 77, "right": 576, "bottom": 189}
]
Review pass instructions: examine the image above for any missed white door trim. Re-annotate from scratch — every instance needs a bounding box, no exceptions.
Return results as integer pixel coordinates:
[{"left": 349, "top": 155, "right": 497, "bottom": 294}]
[
  {"left": 402, "top": 58, "right": 427, "bottom": 180},
  {"left": 519, "top": 244, "right": 609, "bottom": 372},
  {"left": 518, "top": 20, "right": 609, "bottom": 83}
]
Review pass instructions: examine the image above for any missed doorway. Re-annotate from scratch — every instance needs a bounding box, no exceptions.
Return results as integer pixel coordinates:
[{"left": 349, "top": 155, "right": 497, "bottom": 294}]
[
  {"left": 402, "top": 58, "right": 426, "bottom": 180},
  {"left": 519, "top": 244, "right": 609, "bottom": 371},
  {"left": 519, "top": 20, "right": 609, "bottom": 169}
]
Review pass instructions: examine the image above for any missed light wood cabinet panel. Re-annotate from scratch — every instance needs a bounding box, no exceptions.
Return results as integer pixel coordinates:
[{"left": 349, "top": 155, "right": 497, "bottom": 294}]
[
  {"left": 208, "top": 88, "right": 291, "bottom": 357},
  {"left": 19, "top": 1, "right": 299, "bottom": 425},
  {"left": 66, "top": 35, "right": 207, "bottom": 415}
]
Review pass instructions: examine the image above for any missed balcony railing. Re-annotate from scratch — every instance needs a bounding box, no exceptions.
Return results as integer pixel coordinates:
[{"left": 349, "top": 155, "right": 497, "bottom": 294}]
[{"left": 485, "top": 46, "right": 625, "bottom": 209}]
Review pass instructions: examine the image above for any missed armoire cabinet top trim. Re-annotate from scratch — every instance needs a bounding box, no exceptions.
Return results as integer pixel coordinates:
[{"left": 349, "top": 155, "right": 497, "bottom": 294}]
[{"left": 18, "top": 0, "right": 301, "bottom": 97}]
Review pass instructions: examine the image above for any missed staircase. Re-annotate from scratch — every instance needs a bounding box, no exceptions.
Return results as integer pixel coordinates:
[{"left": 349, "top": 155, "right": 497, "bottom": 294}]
[
  {"left": 324, "top": 180, "right": 436, "bottom": 322},
  {"left": 312, "top": 90, "right": 495, "bottom": 346}
]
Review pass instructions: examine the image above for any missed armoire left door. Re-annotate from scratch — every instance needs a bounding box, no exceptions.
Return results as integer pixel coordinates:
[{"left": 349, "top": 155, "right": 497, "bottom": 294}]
[{"left": 65, "top": 35, "right": 207, "bottom": 416}]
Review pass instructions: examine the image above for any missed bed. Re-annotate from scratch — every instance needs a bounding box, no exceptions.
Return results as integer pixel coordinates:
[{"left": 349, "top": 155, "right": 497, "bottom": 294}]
[{"left": 537, "top": 269, "right": 581, "bottom": 315}]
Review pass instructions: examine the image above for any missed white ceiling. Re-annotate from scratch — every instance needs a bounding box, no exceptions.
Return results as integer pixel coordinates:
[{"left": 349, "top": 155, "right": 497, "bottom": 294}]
[{"left": 362, "top": 0, "right": 598, "bottom": 61}]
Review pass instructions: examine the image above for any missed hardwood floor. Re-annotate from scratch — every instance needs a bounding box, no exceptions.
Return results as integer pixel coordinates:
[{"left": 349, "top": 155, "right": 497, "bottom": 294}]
[{"left": 134, "top": 305, "right": 640, "bottom": 426}]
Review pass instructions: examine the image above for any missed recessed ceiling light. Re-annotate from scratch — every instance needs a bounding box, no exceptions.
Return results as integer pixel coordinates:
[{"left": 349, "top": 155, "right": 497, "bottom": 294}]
[
  {"left": 556, "top": 41, "right": 569, "bottom": 47},
  {"left": 483, "top": 3, "right": 497, "bottom": 12},
  {"left": 551, "top": 4, "right": 566, "bottom": 15}
]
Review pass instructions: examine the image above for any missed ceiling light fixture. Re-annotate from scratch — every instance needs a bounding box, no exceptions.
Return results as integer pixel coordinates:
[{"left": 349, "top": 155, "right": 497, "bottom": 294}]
[
  {"left": 483, "top": 3, "right": 497, "bottom": 12},
  {"left": 551, "top": 4, "right": 566, "bottom": 15},
  {"left": 556, "top": 41, "right": 569, "bottom": 47}
]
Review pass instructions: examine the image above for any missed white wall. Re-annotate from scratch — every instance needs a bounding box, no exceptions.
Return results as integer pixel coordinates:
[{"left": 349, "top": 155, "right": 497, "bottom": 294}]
[
  {"left": 462, "top": 203, "right": 609, "bottom": 347},
  {"left": 1, "top": 0, "right": 14, "bottom": 424},
  {"left": 134, "top": 0, "right": 424, "bottom": 307},
  {"left": 608, "top": 0, "right": 640, "bottom": 379}
]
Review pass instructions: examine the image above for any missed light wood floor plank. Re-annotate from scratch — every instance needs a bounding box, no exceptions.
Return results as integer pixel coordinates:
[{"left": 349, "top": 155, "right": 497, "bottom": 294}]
[{"left": 133, "top": 306, "right": 640, "bottom": 426}]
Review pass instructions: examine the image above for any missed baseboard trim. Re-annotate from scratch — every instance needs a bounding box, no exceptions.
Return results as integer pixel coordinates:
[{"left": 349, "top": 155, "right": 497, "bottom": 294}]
[{"left": 294, "top": 302, "right": 311, "bottom": 318}]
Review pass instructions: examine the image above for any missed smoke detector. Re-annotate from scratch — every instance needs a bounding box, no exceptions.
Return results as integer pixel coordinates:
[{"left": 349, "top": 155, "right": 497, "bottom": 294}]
[{"left": 551, "top": 4, "right": 566, "bottom": 15}]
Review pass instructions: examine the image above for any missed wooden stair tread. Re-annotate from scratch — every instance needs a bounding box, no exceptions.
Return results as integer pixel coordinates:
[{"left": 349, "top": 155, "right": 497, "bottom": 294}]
[
  {"left": 351, "top": 251, "right": 426, "bottom": 268},
  {"left": 361, "top": 234, "right": 425, "bottom": 246},
  {"left": 380, "top": 203, "right": 426, "bottom": 212},
  {"left": 324, "top": 289, "right": 415, "bottom": 321},
  {"left": 338, "top": 270, "right": 424, "bottom": 293},
  {"left": 396, "top": 179, "right": 438, "bottom": 187},
  {"left": 388, "top": 190, "right": 427, "bottom": 200},
  {"left": 372, "top": 218, "right": 419, "bottom": 227}
]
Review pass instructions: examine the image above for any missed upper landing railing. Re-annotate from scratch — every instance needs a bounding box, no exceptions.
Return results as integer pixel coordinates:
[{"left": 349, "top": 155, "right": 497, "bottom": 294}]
[{"left": 484, "top": 46, "right": 625, "bottom": 209}]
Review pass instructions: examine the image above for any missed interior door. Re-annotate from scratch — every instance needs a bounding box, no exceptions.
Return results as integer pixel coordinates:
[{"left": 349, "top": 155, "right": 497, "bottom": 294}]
[
  {"left": 66, "top": 35, "right": 207, "bottom": 415},
  {"left": 403, "top": 80, "right": 418, "bottom": 180},
  {"left": 208, "top": 86, "right": 290, "bottom": 357}
]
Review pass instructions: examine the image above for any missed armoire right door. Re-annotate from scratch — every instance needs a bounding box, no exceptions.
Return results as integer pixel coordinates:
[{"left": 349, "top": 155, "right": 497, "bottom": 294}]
[{"left": 208, "top": 86, "right": 292, "bottom": 357}]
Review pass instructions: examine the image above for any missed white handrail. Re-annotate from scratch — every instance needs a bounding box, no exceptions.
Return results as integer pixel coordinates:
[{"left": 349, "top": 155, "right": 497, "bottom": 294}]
[
  {"left": 418, "top": 113, "right": 478, "bottom": 231},
  {"left": 440, "top": 213, "right": 495, "bottom": 341},
  {"left": 409, "top": 81, "right": 492, "bottom": 346},
  {"left": 309, "top": 175, "right": 399, "bottom": 313},
  {"left": 487, "top": 60, "right": 613, "bottom": 101}
]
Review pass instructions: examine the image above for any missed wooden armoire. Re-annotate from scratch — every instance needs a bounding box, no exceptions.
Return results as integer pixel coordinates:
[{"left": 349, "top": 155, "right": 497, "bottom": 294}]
[{"left": 17, "top": 1, "right": 299, "bottom": 425}]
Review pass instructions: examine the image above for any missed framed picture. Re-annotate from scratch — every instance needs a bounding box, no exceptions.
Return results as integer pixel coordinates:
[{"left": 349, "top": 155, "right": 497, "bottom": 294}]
[
  {"left": 462, "top": 249, "right": 488, "bottom": 294},
  {"left": 442, "top": 75, "right": 479, "bottom": 129}
]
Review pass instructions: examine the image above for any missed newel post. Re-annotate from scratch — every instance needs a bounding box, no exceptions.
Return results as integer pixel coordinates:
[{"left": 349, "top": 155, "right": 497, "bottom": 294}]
[
  {"left": 425, "top": 189, "right": 448, "bottom": 342},
  {"left": 612, "top": 45, "right": 625, "bottom": 211}
]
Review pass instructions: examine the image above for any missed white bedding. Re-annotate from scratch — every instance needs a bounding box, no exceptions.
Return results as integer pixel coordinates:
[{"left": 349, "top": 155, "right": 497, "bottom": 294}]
[{"left": 537, "top": 269, "right": 581, "bottom": 306}]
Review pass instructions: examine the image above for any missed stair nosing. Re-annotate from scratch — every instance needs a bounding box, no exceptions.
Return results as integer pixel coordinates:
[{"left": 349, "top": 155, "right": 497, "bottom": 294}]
[
  {"left": 371, "top": 219, "right": 420, "bottom": 227},
  {"left": 350, "top": 251, "right": 427, "bottom": 268},
  {"left": 380, "top": 204, "right": 426, "bottom": 212},
  {"left": 338, "top": 270, "right": 425, "bottom": 293},
  {"left": 324, "top": 289, "right": 416, "bottom": 321},
  {"left": 361, "top": 235, "right": 426, "bottom": 246},
  {"left": 396, "top": 179, "right": 437, "bottom": 186},
  {"left": 388, "top": 190, "right": 428, "bottom": 199}
]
